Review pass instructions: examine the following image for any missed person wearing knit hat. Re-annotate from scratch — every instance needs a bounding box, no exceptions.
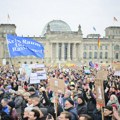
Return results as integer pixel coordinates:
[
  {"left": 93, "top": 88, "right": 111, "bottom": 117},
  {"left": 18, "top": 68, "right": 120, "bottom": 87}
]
[
  {"left": 77, "top": 95, "right": 87, "bottom": 115},
  {"left": 64, "top": 99, "right": 78, "bottom": 120},
  {"left": 103, "top": 105, "right": 113, "bottom": 120},
  {"left": 8, "top": 101, "right": 18, "bottom": 120}
]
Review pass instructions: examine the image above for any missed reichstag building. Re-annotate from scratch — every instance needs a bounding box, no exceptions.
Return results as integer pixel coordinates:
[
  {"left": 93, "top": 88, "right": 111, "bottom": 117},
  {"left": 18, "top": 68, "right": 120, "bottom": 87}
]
[{"left": 0, "top": 20, "right": 120, "bottom": 66}]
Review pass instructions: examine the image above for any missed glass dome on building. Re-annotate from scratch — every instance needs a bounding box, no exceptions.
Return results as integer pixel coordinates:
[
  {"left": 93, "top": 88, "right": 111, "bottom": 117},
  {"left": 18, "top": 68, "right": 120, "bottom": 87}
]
[{"left": 41, "top": 20, "right": 71, "bottom": 36}]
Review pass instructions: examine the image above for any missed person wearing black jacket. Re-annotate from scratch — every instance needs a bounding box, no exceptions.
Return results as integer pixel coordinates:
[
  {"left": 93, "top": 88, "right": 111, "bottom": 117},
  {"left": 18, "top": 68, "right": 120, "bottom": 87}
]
[
  {"left": 83, "top": 87, "right": 96, "bottom": 119},
  {"left": 41, "top": 88, "right": 63, "bottom": 119},
  {"left": 76, "top": 95, "right": 87, "bottom": 116},
  {"left": 93, "top": 103, "right": 102, "bottom": 120}
]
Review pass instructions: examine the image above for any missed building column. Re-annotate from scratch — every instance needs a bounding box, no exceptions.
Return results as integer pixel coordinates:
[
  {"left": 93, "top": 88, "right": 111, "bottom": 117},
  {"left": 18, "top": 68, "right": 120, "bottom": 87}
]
[
  {"left": 61, "top": 43, "right": 64, "bottom": 61},
  {"left": 56, "top": 43, "right": 59, "bottom": 61},
  {"left": 51, "top": 43, "right": 53, "bottom": 62},
  {"left": 67, "top": 43, "right": 71, "bottom": 61},
  {"left": 73, "top": 43, "right": 76, "bottom": 61}
]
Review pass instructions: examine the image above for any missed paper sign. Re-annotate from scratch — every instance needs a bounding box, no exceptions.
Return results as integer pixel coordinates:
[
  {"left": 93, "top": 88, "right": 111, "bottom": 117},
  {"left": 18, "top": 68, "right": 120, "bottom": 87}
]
[{"left": 96, "top": 70, "right": 108, "bottom": 80}]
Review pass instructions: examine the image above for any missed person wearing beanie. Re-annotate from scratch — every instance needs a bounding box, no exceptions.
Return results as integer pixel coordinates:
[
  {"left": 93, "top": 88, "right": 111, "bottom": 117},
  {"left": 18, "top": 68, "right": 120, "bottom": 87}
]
[
  {"left": 103, "top": 105, "right": 113, "bottom": 120},
  {"left": 64, "top": 98, "right": 78, "bottom": 120},
  {"left": 76, "top": 95, "right": 87, "bottom": 116},
  {"left": 8, "top": 101, "right": 18, "bottom": 120}
]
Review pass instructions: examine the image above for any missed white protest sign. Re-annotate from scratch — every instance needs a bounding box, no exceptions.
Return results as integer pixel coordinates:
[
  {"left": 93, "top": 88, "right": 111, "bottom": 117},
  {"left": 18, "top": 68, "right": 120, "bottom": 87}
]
[{"left": 30, "top": 73, "right": 40, "bottom": 84}]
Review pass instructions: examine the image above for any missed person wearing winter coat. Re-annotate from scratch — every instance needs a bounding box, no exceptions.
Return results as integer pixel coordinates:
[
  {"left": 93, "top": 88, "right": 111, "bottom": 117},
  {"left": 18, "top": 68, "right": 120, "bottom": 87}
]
[
  {"left": 76, "top": 95, "right": 87, "bottom": 116},
  {"left": 64, "top": 99, "right": 78, "bottom": 120},
  {"left": 107, "top": 94, "right": 120, "bottom": 115},
  {"left": 41, "top": 88, "right": 63, "bottom": 119},
  {"left": 93, "top": 103, "right": 102, "bottom": 120},
  {"left": 14, "top": 90, "right": 24, "bottom": 119},
  {"left": 8, "top": 101, "right": 18, "bottom": 120}
]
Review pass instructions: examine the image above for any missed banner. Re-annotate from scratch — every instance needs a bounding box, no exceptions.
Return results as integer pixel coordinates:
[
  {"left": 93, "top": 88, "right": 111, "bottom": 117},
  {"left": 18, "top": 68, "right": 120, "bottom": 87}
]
[{"left": 6, "top": 34, "right": 44, "bottom": 58}]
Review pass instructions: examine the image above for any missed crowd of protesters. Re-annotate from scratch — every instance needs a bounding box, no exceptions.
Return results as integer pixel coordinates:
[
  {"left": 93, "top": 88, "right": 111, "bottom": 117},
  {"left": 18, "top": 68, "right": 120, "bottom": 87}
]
[{"left": 0, "top": 64, "right": 119, "bottom": 120}]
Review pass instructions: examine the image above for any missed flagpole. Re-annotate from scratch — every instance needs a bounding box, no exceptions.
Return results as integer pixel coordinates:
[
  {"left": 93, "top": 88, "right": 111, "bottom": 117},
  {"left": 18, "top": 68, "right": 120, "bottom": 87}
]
[
  {"left": 9, "top": 58, "right": 18, "bottom": 81},
  {"left": 6, "top": 34, "right": 18, "bottom": 81},
  {"left": 98, "top": 35, "right": 100, "bottom": 66}
]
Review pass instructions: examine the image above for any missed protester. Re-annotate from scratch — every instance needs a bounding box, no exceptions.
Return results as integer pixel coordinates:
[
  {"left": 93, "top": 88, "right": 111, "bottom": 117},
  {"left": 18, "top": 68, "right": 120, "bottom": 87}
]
[
  {"left": 79, "top": 114, "right": 92, "bottom": 120},
  {"left": 0, "top": 63, "right": 119, "bottom": 120},
  {"left": 7, "top": 101, "right": 18, "bottom": 120},
  {"left": 77, "top": 95, "right": 87, "bottom": 116},
  {"left": 64, "top": 98, "right": 78, "bottom": 120},
  {"left": 103, "top": 106, "right": 113, "bottom": 120},
  {"left": 58, "top": 111, "right": 72, "bottom": 120}
]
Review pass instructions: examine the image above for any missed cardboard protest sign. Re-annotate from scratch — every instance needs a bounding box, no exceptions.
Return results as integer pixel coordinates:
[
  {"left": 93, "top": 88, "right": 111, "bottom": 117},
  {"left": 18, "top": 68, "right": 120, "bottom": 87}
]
[
  {"left": 95, "top": 79, "right": 105, "bottom": 106},
  {"left": 48, "top": 78, "right": 66, "bottom": 93},
  {"left": 96, "top": 70, "right": 108, "bottom": 80},
  {"left": 112, "top": 63, "right": 120, "bottom": 71}
]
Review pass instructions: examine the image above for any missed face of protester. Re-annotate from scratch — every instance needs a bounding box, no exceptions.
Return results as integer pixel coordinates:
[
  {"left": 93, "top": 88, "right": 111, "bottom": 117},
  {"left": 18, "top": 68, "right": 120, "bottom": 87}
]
[
  {"left": 110, "top": 95, "right": 115, "bottom": 101},
  {"left": 79, "top": 117, "right": 86, "bottom": 120},
  {"left": 24, "top": 110, "right": 30, "bottom": 118},
  {"left": 1, "top": 99, "right": 7, "bottom": 107},
  {"left": 24, "top": 96, "right": 29, "bottom": 101},
  {"left": 77, "top": 98, "right": 83, "bottom": 104},
  {"left": 65, "top": 101, "right": 73, "bottom": 109},
  {"left": 28, "top": 111, "right": 36, "bottom": 120},
  {"left": 104, "top": 108, "right": 112, "bottom": 116},
  {"left": 27, "top": 98, "right": 33, "bottom": 105},
  {"left": 59, "top": 113, "right": 69, "bottom": 120},
  {"left": 32, "top": 98, "right": 40, "bottom": 106},
  {"left": 64, "top": 92, "right": 70, "bottom": 98}
]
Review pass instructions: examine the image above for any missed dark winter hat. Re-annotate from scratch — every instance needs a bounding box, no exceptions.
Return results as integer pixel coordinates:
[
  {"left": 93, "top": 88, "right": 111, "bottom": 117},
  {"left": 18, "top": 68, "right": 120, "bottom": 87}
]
[
  {"left": 8, "top": 101, "right": 15, "bottom": 108},
  {"left": 104, "top": 105, "right": 113, "bottom": 111},
  {"left": 67, "top": 98, "right": 74, "bottom": 106}
]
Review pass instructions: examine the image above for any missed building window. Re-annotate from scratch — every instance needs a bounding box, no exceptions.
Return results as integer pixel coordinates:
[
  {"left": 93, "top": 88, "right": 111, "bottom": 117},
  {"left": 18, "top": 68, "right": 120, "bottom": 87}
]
[
  {"left": 100, "top": 52, "right": 102, "bottom": 59},
  {"left": 24, "top": 62, "right": 27, "bottom": 64},
  {"left": 105, "top": 52, "right": 108, "bottom": 59},
  {"left": 105, "top": 45, "right": 108, "bottom": 50},
  {"left": 30, "top": 61, "right": 33, "bottom": 64},
  {"left": 94, "top": 52, "right": 97, "bottom": 59},
  {"left": 84, "top": 45, "right": 87, "bottom": 50},
  {"left": 65, "top": 43, "right": 68, "bottom": 60},
  {"left": 59, "top": 43, "right": 62, "bottom": 60},
  {"left": 89, "top": 45, "right": 92, "bottom": 50},
  {"left": 100, "top": 46, "right": 103, "bottom": 50},
  {"left": 114, "top": 45, "right": 119, "bottom": 50},
  {"left": 18, "top": 61, "right": 21, "bottom": 64},
  {"left": 89, "top": 52, "right": 92, "bottom": 59},
  {"left": 6, "top": 61, "right": 9, "bottom": 64},
  {"left": 95, "top": 45, "right": 97, "bottom": 50},
  {"left": 83, "top": 52, "right": 87, "bottom": 59},
  {"left": 115, "top": 53, "right": 119, "bottom": 59}
]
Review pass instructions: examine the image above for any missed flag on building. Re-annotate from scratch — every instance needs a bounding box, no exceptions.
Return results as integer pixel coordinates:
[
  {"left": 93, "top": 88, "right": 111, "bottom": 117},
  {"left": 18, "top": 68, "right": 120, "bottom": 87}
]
[
  {"left": 98, "top": 36, "right": 101, "bottom": 48},
  {"left": 8, "top": 14, "right": 10, "bottom": 20},
  {"left": 6, "top": 34, "right": 44, "bottom": 58},
  {"left": 113, "top": 17, "right": 118, "bottom": 22},
  {"left": 93, "top": 27, "right": 96, "bottom": 31}
]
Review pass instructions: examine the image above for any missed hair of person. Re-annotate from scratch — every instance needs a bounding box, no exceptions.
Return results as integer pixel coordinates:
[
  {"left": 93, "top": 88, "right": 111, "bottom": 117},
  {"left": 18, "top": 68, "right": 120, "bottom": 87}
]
[
  {"left": 61, "top": 111, "right": 72, "bottom": 120},
  {"left": 2, "top": 98, "right": 8, "bottom": 103},
  {"left": 31, "top": 109, "right": 40, "bottom": 119},
  {"left": 79, "top": 114, "right": 92, "bottom": 120}
]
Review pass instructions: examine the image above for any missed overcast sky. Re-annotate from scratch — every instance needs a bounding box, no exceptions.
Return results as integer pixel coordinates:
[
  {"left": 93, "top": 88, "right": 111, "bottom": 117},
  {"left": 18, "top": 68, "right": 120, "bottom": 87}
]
[{"left": 0, "top": 0, "right": 120, "bottom": 37}]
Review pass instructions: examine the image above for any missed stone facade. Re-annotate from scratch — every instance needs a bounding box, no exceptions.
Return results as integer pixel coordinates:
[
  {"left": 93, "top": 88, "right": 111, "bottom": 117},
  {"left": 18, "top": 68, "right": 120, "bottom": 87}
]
[{"left": 0, "top": 20, "right": 120, "bottom": 66}]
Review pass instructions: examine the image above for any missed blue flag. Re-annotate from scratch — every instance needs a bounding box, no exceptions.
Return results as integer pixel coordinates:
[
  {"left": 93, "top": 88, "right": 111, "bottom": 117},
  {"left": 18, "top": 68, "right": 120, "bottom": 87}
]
[{"left": 6, "top": 34, "right": 44, "bottom": 58}]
